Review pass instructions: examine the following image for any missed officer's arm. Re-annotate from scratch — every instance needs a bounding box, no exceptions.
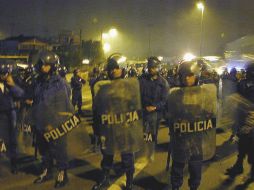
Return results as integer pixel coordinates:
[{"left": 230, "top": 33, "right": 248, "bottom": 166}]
[
  {"left": 70, "top": 77, "right": 76, "bottom": 88},
  {"left": 154, "top": 80, "right": 169, "bottom": 111},
  {"left": 9, "top": 85, "right": 25, "bottom": 98},
  {"left": 138, "top": 78, "right": 150, "bottom": 109}
]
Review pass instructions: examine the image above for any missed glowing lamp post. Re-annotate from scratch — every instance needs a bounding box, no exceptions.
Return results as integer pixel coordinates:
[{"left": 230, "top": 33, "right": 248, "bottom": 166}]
[{"left": 197, "top": 2, "right": 205, "bottom": 57}]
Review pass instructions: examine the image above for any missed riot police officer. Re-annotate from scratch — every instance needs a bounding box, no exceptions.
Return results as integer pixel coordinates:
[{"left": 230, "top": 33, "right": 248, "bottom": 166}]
[
  {"left": 139, "top": 56, "right": 169, "bottom": 158},
  {"left": 92, "top": 54, "right": 140, "bottom": 190},
  {"left": 166, "top": 60, "right": 217, "bottom": 190},
  {"left": 0, "top": 61, "right": 24, "bottom": 174},
  {"left": 225, "top": 62, "right": 254, "bottom": 179},
  {"left": 71, "top": 68, "right": 86, "bottom": 116},
  {"left": 32, "top": 51, "right": 73, "bottom": 188},
  {"left": 128, "top": 65, "right": 138, "bottom": 78}
]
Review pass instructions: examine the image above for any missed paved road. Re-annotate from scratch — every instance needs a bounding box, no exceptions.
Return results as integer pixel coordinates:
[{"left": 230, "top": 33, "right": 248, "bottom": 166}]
[{"left": 0, "top": 80, "right": 254, "bottom": 190}]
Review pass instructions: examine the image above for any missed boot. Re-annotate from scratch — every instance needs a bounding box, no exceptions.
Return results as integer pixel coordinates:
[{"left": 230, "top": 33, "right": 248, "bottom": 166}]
[
  {"left": 34, "top": 168, "right": 53, "bottom": 184},
  {"left": 10, "top": 158, "right": 18, "bottom": 174},
  {"left": 55, "top": 170, "right": 68, "bottom": 188},
  {"left": 125, "top": 172, "right": 133, "bottom": 190},
  {"left": 92, "top": 170, "right": 110, "bottom": 190},
  {"left": 225, "top": 162, "right": 243, "bottom": 177}
]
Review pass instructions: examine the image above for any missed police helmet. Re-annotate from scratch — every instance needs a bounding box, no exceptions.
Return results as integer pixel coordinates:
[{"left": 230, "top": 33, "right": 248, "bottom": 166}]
[
  {"left": 106, "top": 53, "right": 126, "bottom": 79},
  {"left": 245, "top": 62, "right": 254, "bottom": 79},
  {"left": 106, "top": 53, "right": 122, "bottom": 71},
  {"left": 35, "top": 50, "right": 60, "bottom": 73},
  {"left": 177, "top": 60, "right": 201, "bottom": 85},
  {"left": 58, "top": 65, "right": 68, "bottom": 77},
  {"left": 147, "top": 56, "right": 161, "bottom": 69}
]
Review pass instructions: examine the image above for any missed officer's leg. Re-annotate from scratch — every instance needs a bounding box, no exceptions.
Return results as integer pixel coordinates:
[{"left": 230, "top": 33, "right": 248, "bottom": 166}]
[
  {"left": 155, "top": 112, "right": 161, "bottom": 145},
  {"left": 188, "top": 161, "right": 202, "bottom": 190},
  {"left": 77, "top": 91, "right": 83, "bottom": 115},
  {"left": 9, "top": 111, "right": 18, "bottom": 174},
  {"left": 34, "top": 132, "right": 53, "bottom": 184},
  {"left": 92, "top": 151, "right": 114, "bottom": 190},
  {"left": 247, "top": 135, "right": 254, "bottom": 179},
  {"left": 226, "top": 135, "right": 246, "bottom": 176},
  {"left": 171, "top": 161, "right": 185, "bottom": 190},
  {"left": 144, "top": 113, "right": 156, "bottom": 162},
  {"left": 53, "top": 137, "right": 69, "bottom": 188},
  {"left": 91, "top": 110, "right": 100, "bottom": 152},
  {"left": 71, "top": 91, "right": 77, "bottom": 109},
  {"left": 166, "top": 140, "right": 172, "bottom": 171},
  {"left": 121, "top": 153, "right": 135, "bottom": 190},
  {"left": 155, "top": 118, "right": 160, "bottom": 146}
]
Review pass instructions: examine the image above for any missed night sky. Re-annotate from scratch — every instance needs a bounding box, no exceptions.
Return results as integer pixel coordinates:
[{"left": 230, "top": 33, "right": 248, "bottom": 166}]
[{"left": 1, "top": 0, "right": 254, "bottom": 58}]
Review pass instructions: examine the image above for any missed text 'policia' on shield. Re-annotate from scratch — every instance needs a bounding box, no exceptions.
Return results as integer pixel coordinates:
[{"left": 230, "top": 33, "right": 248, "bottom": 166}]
[
  {"left": 99, "top": 110, "right": 142, "bottom": 125},
  {"left": 0, "top": 139, "right": 7, "bottom": 153},
  {"left": 43, "top": 114, "right": 81, "bottom": 142},
  {"left": 173, "top": 118, "right": 216, "bottom": 133}
]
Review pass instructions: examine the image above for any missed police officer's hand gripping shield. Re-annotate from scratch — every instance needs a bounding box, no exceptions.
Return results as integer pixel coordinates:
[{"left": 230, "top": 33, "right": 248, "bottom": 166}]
[
  {"left": 166, "top": 83, "right": 217, "bottom": 161},
  {"left": 93, "top": 78, "right": 143, "bottom": 154}
]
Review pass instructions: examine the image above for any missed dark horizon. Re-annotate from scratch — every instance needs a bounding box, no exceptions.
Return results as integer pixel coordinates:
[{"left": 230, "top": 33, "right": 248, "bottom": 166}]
[{"left": 1, "top": 0, "right": 254, "bottom": 58}]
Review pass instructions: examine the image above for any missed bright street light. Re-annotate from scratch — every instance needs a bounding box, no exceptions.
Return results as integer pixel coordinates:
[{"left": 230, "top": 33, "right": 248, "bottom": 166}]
[
  {"left": 117, "top": 56, "right": 127, "bottom": 64},
  {"left": 82, "top": 59, "right": 90, "bottom": 65},
  {"left": 109, "top": 28, "right": 118, "bottom": 38},
  {"left": 183, "top": 53, "right": 196, "bottom": 61},
  {"left": 102, "top": 33, "right": 109, "bottom": 40},
  {"left": 197, "top": 2, "right": 204, "bottom": 11},
  {"left": 101, "top": 28, "right": 118, "bottom": 54},
  {"left": 103, "top": 43, "right": 111, "bottom": 53},
  {"left": 197, "top": 2, "right": 205, "bottom": 57},
  {"left": 158, "top": 56, "right": 163, "bottom": 61}
]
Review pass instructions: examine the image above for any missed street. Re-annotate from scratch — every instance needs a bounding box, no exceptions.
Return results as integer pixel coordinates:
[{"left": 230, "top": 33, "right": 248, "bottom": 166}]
[{"left": 0, "top": 82, "right": 254, "bottom": 190}]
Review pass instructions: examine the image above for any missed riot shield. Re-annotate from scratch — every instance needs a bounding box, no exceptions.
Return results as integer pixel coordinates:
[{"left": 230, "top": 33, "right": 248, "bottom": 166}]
[
  {"left": 31, "top": 85, "right": 88, "bottom": 160},
  {"left": 0, "top": 114, "right": 9, "bottom": 155},
  {"left": 0, "top": 108, "right": 35, "bottom": 158},
  {"left": 93, "top": 78, "right": 143, "bottom": 154},
  {"left": 16, "top": 106, "right": 35, "bottom": 156},
  {"left": 166, "top": 83, "right": 217, "bottom": 162}
]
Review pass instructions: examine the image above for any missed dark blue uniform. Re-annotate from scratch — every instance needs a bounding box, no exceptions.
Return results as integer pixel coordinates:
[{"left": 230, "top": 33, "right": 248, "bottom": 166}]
[
  {"left": 94, "top": 78, "right": 136, "bottom": 186},
  {"left": 33, "top": 75, "right": 73, "bottom": 171},
  {"left": 92, "top": 54, "right": 140, "bottom": 190},
  {"left": 166, "top": 60, "right": 217, "bottom": 190},
  {"left": 71, "top": 75, "right": 85, "bottom": 113},
  {"left": 139, "top": 74, "right": 169, "bottom": 143},
  {"left": 227, "top": 79, "right": 254, "bottom": 177},
  {"left": 0, "top": 81, "right": 24, "bottom": 171}
]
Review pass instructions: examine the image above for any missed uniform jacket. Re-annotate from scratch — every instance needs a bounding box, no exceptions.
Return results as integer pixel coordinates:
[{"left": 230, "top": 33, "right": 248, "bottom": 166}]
[
  {"left": 139, "top": 74, "right": 169, "bottom": 116},
  {"left": 0, "top": 82, "right": 24, "bottom": 113},
  {"left": 33, "top": 75, "right": 74, "bottom": 132}
]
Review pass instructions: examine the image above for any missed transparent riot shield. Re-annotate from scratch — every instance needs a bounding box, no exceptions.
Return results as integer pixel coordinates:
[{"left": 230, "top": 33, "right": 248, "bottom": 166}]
[
  {"left": 166, "top": 83, "right": 217, "bottom": 162},
  {"left": 31, "top": 85, "right": 88, "bottom": 160},
  {"left": 93, "top": 78, "right": 143, "bottom": 154}
]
